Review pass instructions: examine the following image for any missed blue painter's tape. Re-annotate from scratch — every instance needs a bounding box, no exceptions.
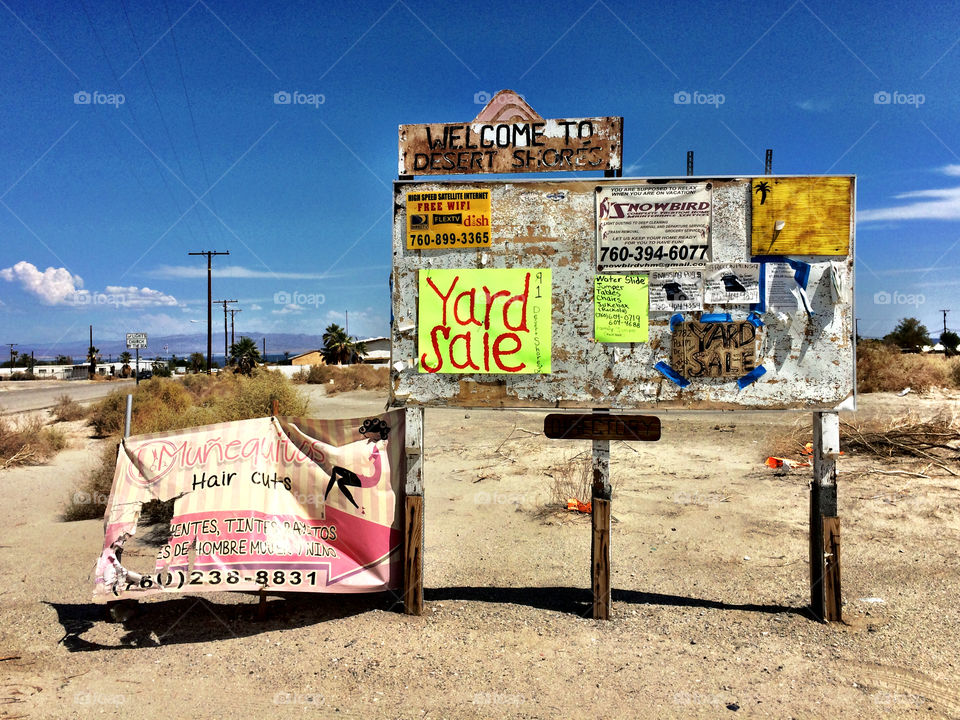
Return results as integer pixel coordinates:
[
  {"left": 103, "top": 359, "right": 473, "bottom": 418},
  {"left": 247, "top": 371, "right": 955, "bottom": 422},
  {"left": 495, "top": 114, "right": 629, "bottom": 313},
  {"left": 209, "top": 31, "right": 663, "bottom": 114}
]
[
  {"left": 737, "top": 365, "right": 767, "bottom": 389},
  {"left": 670, "top": 313, "right": 684, "bottom": 332},
  {"left": 747, "top": 311, "right": 764, "bottom": 327},
  {"left": 700, "top": 313, "right": 733, "bottom": 323},
  {"left": 655, "top": 361, "right": 690, "bottom": 388},
  {"left": 751, "top": 261, "right": 767, "bottom": 313}
]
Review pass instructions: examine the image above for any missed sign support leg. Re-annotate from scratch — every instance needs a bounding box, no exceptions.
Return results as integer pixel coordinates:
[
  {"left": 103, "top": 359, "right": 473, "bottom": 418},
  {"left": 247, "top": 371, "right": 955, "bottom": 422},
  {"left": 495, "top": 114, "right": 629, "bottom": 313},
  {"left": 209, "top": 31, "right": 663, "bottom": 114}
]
[
  {"left": 810, "top": 410, "right": 842, "bottom": 622},
  {"left": 591, "top": 416, "right": 612, "bottom": 620},
  {"left": 403, "top": 406, "right": 424, "bottom": 615}
]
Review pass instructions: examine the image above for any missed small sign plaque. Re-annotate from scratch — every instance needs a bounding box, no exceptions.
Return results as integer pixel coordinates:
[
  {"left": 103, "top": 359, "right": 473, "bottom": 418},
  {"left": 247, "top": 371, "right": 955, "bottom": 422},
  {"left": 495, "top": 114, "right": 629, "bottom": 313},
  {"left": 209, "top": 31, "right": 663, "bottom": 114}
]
[{"left": 544, "top": 413, "right": 660, "bottom": 441}]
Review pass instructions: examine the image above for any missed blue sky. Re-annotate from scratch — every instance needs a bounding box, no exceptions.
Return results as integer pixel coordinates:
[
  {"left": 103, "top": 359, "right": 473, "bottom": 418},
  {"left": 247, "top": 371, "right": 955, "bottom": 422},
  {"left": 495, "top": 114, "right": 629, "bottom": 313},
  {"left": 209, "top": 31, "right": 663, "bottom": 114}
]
[{"left": 1, "top": 0, "right": 959, "bottom": 357}]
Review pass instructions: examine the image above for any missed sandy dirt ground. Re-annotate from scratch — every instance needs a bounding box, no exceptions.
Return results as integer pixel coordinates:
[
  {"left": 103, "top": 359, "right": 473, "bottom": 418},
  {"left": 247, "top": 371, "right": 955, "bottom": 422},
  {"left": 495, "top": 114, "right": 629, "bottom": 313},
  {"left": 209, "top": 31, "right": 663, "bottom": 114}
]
[{"left": 1, "top": 387, "right": 958, "bottom": 719}]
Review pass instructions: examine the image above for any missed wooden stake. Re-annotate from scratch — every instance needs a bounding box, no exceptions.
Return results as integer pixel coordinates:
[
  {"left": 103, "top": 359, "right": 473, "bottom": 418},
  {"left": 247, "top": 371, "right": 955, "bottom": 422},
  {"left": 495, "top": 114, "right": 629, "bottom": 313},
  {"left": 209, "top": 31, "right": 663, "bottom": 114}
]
[
  {"left": 591, "top": 427, "right": 612, "bottom": 620},
  {"left": 271, "top": 399, "right": 280, "bottom": 416},
  {"left": 592, "top": 497, "right": 611, "bottom": 620},
  {"left": 822, "top": 517, "right": 842, "bottom": 621},
  {"left": 810, "top": 411, "right": 841, "bottom": 621},
  {"left": 404, "top": 496, "right": 424, "bottom": 615},
  {"left": 403, "top": 406, "right": 424, "bottom": 615},
  {"left": 257, "top": 589, "right": 267, "bottom": 621}
]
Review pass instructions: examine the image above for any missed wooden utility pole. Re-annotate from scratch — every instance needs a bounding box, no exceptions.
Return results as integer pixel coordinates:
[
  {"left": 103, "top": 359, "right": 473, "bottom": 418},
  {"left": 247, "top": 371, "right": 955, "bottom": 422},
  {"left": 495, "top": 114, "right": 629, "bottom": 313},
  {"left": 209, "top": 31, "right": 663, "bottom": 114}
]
[
  {"left": 228, "top": 308, "right": 241, "bottom": 348},
  {"left": 215, "top": 300, "right": 238, "bottom": 365},
  {"left": 188, "top": 251, "right": 229, "bottom": 373}
]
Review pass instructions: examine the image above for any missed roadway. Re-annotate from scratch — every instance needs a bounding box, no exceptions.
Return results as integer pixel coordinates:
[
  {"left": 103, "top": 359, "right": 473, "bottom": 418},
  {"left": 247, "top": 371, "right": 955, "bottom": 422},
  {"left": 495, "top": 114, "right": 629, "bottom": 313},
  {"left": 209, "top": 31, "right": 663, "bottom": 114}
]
[{"left": 0, "top": 379, "right": 135, "bottom": 415}]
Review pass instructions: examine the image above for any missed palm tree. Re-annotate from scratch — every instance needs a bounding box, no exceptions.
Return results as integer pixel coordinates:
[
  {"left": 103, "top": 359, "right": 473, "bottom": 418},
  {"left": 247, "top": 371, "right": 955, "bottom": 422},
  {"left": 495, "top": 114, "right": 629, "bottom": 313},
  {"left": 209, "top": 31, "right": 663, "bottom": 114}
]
[
  {"left": 230, "top": 336, "right": 262, "bottom": 373},
  {"left": 321, "top": 323, "right": 365, "bottom": 365},
  {"left": 87, "top": 345, "right": 99, "bottom": 379},
  {"left": 119, "top": 351, "right": 133, "bottom": 378}
]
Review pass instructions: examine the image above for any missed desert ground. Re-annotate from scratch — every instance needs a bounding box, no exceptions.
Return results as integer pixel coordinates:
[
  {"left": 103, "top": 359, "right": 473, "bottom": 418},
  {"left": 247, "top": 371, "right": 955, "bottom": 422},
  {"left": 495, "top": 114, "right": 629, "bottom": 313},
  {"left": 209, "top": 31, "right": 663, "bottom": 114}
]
[{"left": 1, "top": 386, "right": 959, "bottom": 719}]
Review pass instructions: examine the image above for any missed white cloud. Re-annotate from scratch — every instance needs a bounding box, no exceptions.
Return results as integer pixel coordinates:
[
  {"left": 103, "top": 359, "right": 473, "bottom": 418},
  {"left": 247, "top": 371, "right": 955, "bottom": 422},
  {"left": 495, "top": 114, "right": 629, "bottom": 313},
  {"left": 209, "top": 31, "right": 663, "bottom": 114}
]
[
  {"left": 795, "top": 98, "right": 830, "bottom": 112},
  {"left": 101, "top": 286, "right": 179, "bottom": 308},
  {"left": 859, "top": 185, "right": 960, "bottom": 222},
  {"left": 0, "top": 261, "right": 84, "bottom": 305},
  {"left": 148, "top": 264, "right": 354, "bottom": 280},
  {"left": 0, "top": 261, "right": 179, "bottom": 308},
  {"left": 272, "top": 304, "right": 305, "bottom": 315},
  {"left": 249, "top": 303, "right": 263, "bottom": 310},
  {"left": 940, "top": 164, "right": 960, "bottom": 176}
]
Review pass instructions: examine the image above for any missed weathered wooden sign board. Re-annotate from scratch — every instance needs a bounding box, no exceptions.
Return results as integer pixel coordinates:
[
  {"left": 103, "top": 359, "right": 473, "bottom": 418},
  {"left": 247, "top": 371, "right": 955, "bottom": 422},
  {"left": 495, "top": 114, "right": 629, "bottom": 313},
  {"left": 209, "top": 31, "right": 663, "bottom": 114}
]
[
  {"left": 543, "top": 413, "right": 660, "bottom": 441},
  {"left": 391, "top": 176, "right": 855, "bottom": 411},
  {"left": 398, "top": 90, "right": 622, "bottom": 176}
]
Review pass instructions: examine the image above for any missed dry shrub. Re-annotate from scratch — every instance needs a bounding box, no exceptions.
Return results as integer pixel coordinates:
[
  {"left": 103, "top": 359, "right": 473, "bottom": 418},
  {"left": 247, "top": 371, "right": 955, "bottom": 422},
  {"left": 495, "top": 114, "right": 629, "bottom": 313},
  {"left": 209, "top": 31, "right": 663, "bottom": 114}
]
[
  {"left": 61, "top": 441, "right": 117, "bottom": 521},
  {"left": 857, "top": 343, "right": 957, "bottom": 393},
  {"left": 542, "top": 453, "right": 594, "bottom": 511},
  {"left": 297, "top": 364, "right": 389, "bottom": 395},
  {"left": 1, "top": 415, "right": 68, "bottom": 468},
  {"left": 841, "top": 412, "right": 960, "bottom": 462},
  {"left": 66, "top": 371, "right": 307, "bottom": 522},
  {"left": 51, "top": 394, "right": 86, "bottom": 422},
  {"left": 87, "top": 389, "right": 127, "bottom": 437}
]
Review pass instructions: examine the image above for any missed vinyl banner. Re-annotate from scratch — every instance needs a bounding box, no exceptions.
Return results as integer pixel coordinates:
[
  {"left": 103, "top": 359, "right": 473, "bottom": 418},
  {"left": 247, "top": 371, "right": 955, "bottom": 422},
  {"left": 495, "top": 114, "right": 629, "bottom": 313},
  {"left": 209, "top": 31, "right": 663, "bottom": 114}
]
[{"left": 94, "top": 410, "right": 404, "bottom": 601}]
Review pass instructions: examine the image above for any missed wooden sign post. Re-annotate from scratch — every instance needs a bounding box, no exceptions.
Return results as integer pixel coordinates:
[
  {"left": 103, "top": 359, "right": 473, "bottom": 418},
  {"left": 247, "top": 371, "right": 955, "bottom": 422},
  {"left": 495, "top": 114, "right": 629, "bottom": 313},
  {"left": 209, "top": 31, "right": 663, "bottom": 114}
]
[
  {"left": 544, "top": 411, "right": 661, "bottom": 619},
  {"left": 810, "top": 411, "right": 842, "bottom": 621}
]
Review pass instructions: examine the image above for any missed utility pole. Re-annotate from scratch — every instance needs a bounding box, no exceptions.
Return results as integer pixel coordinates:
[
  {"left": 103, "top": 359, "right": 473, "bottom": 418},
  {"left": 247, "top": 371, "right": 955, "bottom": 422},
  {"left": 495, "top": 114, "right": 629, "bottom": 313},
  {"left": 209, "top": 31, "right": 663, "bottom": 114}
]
[
  {"left": 228, "top": 308, "right": 242, "bottom": 347},
  {"left": 6, "top": 343, "right": 17, "bottom": 369},
  {"left": 89, "top": 324, "right": 95, "bottom": 379},
  {"left": 262, "top": 337, "right": 266, "bottom": 361},
  {"left": 188, "top": 250, "right": 229, "bottom": 373},
  {"left": 215, "top": 299, "right": 238, "bottom": 365},
  {"left": 940, "top": 309, "right": 949, "bottom": 336}
]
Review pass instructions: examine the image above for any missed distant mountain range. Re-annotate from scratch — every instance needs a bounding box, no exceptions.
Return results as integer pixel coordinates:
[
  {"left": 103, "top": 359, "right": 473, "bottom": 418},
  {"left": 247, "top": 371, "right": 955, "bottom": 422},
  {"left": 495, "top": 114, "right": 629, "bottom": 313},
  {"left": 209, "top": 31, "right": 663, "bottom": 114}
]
[{"left": 22, "top": 333, "right": 333, "bottom": 362}]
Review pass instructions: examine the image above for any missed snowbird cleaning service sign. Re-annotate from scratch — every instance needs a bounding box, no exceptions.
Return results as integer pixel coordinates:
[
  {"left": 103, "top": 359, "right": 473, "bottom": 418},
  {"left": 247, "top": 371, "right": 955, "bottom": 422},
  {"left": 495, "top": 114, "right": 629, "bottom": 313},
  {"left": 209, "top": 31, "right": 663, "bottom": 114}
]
[
  {"left": 94, "top": 411, "right": 404, "bottom": 600},
  {"left": 418, "top": 268, "right": 551, "bottom": 373}
]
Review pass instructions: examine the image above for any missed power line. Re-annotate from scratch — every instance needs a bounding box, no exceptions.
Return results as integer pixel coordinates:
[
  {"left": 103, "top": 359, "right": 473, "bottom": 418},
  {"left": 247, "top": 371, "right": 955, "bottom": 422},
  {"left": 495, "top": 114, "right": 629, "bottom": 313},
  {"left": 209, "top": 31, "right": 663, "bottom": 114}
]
[
  {"left": 119, "top": 0, "right": 214, "bottom": 246},
  {"left": 162, "top": 0, "right": 224, "bottom": 246},
  {"left": 79, "top": 0, "right": 203, "bottom": 248},
  {"left": 188, "top": 250, "right": 229, "bottom": 373}
]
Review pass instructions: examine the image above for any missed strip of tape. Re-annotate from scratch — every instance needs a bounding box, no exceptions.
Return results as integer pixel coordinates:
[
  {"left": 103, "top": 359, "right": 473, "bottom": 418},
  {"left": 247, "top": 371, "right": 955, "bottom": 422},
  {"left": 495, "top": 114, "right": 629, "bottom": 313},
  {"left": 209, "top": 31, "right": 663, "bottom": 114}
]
[
  {"left": 655, "top": 360, "right": 690, "bottom": 388},
  {"left": 700, "top": 312, "right": 733, "bottom": 323},
  {"left": 737, "top": 365, "right": 767, "bottom": 389},
  {"left": 669, "top": 313, "right": 684, "bottom": 333}
]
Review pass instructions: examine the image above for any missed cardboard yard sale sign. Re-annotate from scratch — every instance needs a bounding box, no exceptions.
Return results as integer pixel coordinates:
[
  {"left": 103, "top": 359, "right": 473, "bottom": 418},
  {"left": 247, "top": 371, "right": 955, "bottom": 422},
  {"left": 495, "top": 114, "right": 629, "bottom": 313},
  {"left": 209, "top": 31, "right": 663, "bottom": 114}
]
[{"left": 94, "top": 411, "right": 404, "bottom": 600}]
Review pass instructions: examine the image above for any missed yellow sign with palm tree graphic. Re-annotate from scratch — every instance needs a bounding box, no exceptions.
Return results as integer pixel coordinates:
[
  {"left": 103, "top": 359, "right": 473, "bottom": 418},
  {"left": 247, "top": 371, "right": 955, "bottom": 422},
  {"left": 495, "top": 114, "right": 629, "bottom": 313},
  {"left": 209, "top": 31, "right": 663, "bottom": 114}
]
[{"left": 751, "top": 176, "right": 853, "bottom": 256}]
